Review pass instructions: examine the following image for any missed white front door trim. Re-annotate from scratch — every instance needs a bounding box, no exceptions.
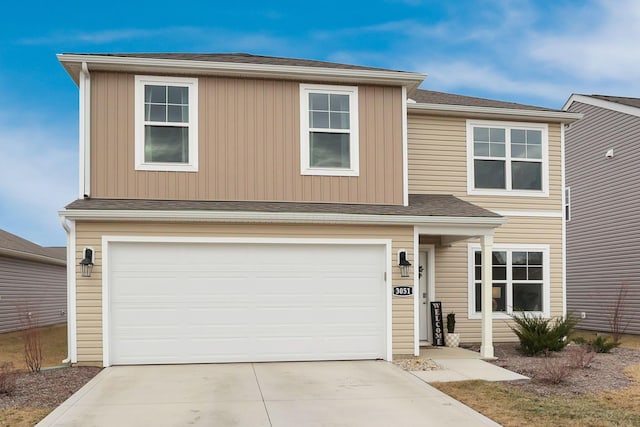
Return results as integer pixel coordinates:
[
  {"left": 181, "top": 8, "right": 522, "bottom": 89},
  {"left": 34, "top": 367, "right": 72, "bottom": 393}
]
[
  {"left": 101, "top": 235, "right": 392, "bottom": 367},
  {"left": 417, "top": 245, "right": 435, "bottom": 344}
]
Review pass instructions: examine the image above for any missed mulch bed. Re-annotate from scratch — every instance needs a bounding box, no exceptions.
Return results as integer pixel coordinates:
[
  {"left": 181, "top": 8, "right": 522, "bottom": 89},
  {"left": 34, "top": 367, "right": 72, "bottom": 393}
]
[{"left": 0, "top": 366, "right": 101, "bottom": 409}]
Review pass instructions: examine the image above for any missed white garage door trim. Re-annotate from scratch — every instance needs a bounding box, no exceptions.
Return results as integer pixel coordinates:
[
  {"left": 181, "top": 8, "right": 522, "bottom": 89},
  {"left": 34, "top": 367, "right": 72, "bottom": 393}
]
[{"left": 101, "top": 236, "right": 393, "bottom": 367}]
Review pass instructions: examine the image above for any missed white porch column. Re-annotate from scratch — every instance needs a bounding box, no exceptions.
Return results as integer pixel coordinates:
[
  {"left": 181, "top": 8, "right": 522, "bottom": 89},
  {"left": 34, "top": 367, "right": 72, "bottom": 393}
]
[{"left": 480, "top": 233, "right": 494, "bottom": 359}]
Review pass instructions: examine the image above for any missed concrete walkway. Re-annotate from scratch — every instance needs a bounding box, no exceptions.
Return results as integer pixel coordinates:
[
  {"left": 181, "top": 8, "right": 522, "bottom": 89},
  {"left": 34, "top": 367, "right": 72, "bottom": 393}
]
[
  {"left": 412, "top": 346, "right": 528, "bottom": 383},
  {"left": 37, "top": 361, "right": 500, "bottom": 427}
]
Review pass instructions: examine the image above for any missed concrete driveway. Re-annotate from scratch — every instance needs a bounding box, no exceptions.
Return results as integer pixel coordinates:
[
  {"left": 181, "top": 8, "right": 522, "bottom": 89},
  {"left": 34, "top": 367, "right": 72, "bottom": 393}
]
[{"left": 37, "top": 361, "right": 499, "bottom": 427}]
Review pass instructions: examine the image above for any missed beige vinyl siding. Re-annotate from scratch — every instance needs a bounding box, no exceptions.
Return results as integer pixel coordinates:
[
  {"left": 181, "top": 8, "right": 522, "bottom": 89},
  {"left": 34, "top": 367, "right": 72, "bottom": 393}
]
[
  {"left": 432, "top": 216, "right": 563, "bottom": 343},
  {"left": 408, "top": 114, "right": 563, "bottom": 211},
  {"left": 90, "top": 72, "right": 404, "bottom": 205},
  {"left": 74, "top": 222, "right": 414, "bottom": 364}
]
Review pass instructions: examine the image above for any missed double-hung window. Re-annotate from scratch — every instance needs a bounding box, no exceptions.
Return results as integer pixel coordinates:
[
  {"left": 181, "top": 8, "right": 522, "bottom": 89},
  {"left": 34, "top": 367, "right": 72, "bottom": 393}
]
[
  {"left": 469, "top": 244, "right": 550, "bottom": 318},
  {"left": 300, "top": 84, "right": 359, "bottom": 176},
  {"left": 467, "top": 121, "right": 548, "bottom": 196},
  {"left": 135, "top": 75, "right": 198, "bottom": 172}
]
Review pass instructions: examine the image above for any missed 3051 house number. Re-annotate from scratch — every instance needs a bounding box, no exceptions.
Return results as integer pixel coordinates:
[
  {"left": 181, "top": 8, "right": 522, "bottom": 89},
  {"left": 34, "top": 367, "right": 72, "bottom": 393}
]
[{"left": 393, "top": 286, "right": 413, "bottom": 297}]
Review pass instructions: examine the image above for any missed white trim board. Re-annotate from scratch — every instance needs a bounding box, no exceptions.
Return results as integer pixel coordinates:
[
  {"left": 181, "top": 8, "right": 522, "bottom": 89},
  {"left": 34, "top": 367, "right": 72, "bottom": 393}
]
[
  {"left": 408, "top": 102, "right": 582, "bottom": 123},
  {"left": 494, "top": 210, "right": 562, "bottom": 218},
  {"left": 563, "top": 94, "right": 640, "bottom": 118},
  {"left": 100, "top": 235, "right": 393, "bottom": 367}
]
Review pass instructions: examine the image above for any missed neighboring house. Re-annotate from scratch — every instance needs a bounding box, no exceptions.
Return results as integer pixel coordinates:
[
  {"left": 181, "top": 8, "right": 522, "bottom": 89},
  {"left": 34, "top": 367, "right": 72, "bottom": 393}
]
[
  {"left": 0, "top": 229, "right": 67, "bottom": 333},
  {"left": 57, "top": 53, "right": 580, "bottom": 367},
  {"left": 563, "top": 94, "right": 640, "bottom": 335}
]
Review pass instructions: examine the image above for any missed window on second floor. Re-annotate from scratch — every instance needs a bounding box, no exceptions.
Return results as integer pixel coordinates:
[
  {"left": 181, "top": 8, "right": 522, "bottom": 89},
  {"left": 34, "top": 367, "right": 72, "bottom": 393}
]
[
  {"left": 135, "top": 75, "right": 198, "bottom": 172},
  {"left": 467, "top": 121, "right": 548, "bottom": 196},
  {"left": 300, "top": 84, "right": 359, "bottom": 176}
]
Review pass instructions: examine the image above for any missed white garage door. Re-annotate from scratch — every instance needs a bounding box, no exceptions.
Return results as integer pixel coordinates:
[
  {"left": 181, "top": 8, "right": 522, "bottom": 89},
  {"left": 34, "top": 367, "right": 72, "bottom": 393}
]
[{"left": 108, "top": 241, "right": 387, "bottom": 365}]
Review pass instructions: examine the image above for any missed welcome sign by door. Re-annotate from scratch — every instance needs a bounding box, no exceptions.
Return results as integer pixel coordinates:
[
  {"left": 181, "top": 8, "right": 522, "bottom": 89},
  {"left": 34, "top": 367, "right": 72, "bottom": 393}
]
[{"left": 430, "top": 301, "right": 445, "bottom": 346}]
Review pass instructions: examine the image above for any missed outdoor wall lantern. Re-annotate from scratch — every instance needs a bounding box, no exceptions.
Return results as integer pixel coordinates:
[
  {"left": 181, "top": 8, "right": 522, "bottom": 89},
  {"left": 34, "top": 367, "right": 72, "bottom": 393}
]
[
  {"left": 80, "top": 247, "right": 94, "bottom": 278},
  {"left": 398, "top": 249, "right": 412, "bottom": 278}
]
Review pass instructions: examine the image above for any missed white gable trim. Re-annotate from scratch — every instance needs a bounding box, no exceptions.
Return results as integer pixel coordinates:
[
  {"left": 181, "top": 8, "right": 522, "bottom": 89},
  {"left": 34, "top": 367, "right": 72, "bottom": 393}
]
[{"left": 563, "top": 94, "right": 640, "bottom": 118}]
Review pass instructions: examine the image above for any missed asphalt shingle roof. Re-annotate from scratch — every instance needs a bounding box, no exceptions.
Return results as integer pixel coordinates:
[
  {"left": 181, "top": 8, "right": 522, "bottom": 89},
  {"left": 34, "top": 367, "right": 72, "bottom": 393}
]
[
  {"left": 411, "top": 89, "right": 556, "bottom": 112},
  {"left": 65, "top": 194, "right": 501, "bottom": 219},
  {"left": 588, "top": 94, "right": 640, "bottom": 109}
]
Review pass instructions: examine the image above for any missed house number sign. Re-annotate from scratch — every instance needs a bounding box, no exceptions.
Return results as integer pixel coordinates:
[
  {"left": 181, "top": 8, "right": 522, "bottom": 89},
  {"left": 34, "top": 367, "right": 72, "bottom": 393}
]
[{"left": 393, "top": 286, "right": 413, "bottom": 297}]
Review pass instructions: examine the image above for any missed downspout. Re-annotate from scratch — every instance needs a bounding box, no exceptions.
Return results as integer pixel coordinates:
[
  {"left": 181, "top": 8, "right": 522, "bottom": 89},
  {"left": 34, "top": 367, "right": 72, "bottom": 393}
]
[
  {"left": 79, "top": 62, "right": 91, "bottom": 198},
  {"left": 59, "top": 215, "right": 77, "bottom": 364}
]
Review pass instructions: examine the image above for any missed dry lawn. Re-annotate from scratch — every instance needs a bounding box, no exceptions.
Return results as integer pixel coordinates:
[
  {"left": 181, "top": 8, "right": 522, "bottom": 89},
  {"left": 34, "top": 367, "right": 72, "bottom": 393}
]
[
  {"left": 0, "top": 408, "right": 50, "bottom": 427},
  {"left": 433, "top": 333, "right": 640, "bottom": 427},
  {"left": 0, "top": 324, "right": 67, "bottom": 370}
]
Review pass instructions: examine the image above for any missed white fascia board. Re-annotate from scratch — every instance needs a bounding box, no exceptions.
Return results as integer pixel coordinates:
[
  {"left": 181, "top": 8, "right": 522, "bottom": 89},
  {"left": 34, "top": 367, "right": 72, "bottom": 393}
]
[
  {"left": 58, "top": 208, "right": 506, "bottom": 228},
  {"left": 563, "top": 94, "right": 640, "bottom": 118},
  {"left": 0, "top": 248, "right": 66, "bottom": 266},
  {"left": 57, "top": 54, "right": 426, "bottom": 92},
  {"left": 408, "top": 102, "right": 582, "bottom": 123}
]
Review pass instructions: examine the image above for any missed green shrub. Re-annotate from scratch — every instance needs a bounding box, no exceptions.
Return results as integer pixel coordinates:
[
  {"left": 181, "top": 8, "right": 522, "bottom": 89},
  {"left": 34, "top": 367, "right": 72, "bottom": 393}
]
[
  {"left": 510, "top": 313, "right": 578, "bottom": 356},
  {"left": 588, "top": 335, "right": 619, "bottom": 353}
]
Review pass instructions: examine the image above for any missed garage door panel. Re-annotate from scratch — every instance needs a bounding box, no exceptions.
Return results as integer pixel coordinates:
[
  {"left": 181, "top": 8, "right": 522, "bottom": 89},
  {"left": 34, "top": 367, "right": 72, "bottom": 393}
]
[{"left": 109, "top": 242, "right": 387, "bottom": 364}]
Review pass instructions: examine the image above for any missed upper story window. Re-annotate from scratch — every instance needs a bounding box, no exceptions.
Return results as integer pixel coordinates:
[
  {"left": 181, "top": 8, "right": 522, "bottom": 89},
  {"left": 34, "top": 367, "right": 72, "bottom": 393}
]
[
  {"left": 135, "top": 76, "right": 198, "bottom": 172},
  {"left": 467, "top": 120, "right": 548, "bottom": 196},
  {"left": 300, "top": 84, "right": 359, "bottom": 176}
]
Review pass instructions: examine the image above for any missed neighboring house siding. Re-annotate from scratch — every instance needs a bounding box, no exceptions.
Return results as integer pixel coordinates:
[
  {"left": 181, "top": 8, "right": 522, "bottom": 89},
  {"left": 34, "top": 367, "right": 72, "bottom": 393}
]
[
  {"left": 431, "top": 216, "right": 564, "bottom": 342},
  {"left": 89, "top": 72, "right": 404, "bottom": 205},
  {"left": 74, "top": 221, "right": 414, "bottom": 365},
  {"left": 0, "top": 256, "right": 66, "bottom": 334},
  {"left": 407, "top": 114, "right": 563, "bottom": 211},
  {"left": 565, "top": 101, "right": 640, "bottom": 334}
]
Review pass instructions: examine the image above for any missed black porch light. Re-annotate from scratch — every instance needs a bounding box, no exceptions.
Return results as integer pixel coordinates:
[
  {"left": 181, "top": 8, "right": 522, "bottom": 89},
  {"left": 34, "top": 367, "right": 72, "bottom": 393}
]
[
  {"left": 80, "top": 248, "right": 94, "bottom": 277},
  {"left": 398, "top": 250, "right": 412, "bottom": 278}
]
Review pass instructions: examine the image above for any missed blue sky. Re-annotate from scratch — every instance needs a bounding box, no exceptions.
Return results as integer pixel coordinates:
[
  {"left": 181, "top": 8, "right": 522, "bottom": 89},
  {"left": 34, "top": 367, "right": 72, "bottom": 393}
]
[{"left": 1, "top": 0, "right": 638, "bottom": 247}]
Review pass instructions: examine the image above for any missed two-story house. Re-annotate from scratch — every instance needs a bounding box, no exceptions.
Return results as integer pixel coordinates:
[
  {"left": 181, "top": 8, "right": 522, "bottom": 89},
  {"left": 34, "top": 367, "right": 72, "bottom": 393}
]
[
  {"left": 57, "top": 53, "right": 580, "bottom": 367},
  {"left": 563, "top": 94, "right": 640, "bottom": 336}
]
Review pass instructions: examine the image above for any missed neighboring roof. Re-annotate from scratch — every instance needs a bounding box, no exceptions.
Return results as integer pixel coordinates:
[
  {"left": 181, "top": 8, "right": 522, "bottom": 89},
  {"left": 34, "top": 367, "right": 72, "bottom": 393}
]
[
  {"left": 0, "top": 229, "right": 66, "bottom": 265},
  {"left": 45, "top": 246, "right": 67, "bottom": 261},
  {"left": 62, "top": 195, "right": 504, "bottom": 233},
  {"left": 410, "top": 89, "right": 582, "bottom": 123},
  {"left": 57, "top": 52, "right": 426, "bottom": 92},
  {"left": 563, "top": 94, "right": 640, "bottom": 118}
]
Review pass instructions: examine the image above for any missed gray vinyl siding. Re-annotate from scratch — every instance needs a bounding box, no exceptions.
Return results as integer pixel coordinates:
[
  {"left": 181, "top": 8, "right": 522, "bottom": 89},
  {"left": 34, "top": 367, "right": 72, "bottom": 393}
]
[
  {"left": 565, "top": 101, "right": 640, "bottom": 334},
  {"left": 0, "top": 255, "right": 67, "bottom": 334}
]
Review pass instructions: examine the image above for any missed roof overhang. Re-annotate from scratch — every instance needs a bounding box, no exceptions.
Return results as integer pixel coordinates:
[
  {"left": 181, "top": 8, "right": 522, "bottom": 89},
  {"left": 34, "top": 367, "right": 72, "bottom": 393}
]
[
  {"left": 57, "top": 54, "right": 426, "bottom": 93},
  {"left": 563, "top": 94, "right": 640, "bottom": 118},
  {"left": 59, "top": 208, "right": 506, "bottom": 230},
  {"left": 408, "top": 102, "right": 583, "bottom": 123},
  {"left": 0, "top": 247, "right": 66, "bottom": 266}
]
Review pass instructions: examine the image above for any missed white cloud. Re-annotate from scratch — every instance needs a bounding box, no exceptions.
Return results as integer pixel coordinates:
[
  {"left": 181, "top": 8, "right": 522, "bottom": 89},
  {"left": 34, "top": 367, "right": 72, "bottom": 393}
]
[{"left": 0, "top": 117, "right": 76, "bottom": 246}]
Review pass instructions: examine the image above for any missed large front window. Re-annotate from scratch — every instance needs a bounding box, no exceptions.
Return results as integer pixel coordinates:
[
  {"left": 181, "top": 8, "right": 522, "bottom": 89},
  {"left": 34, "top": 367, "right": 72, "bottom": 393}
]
[
  {"left": 300, "top": 84, "right": 359, "bottom": 176},
  {"left": 470, "top": 245, "right": 549, "bottom": 317},
  {"left": 467, "top": 121, "right": 547, "bottom": 195},
  {"left": 135, "top": 76, "right": 198, "bottom": 172}
]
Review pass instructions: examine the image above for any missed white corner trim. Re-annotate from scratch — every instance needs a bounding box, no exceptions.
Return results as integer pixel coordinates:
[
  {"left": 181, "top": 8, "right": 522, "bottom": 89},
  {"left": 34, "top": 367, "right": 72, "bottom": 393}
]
[
  {"left": 561, "top": 123, "right": 567, "bottom": 317},
  {"left": 563, "top": 94, "right": 640, "bottom": 118},
  {"left": 402, "top": 86, "right": 409, "bottom": 206},
  {"left": 79, "top": 62, "right": 90, "bottom": 198},
  {"left": 100, "top": 235, "right": 394, "bottom": 366},
  {"left": 494, "top": 210, "right": 563, "bottom": 218},
  {"left": 134, "top": 75, "right": 199, "bottom": 172},
  {"left": 413, "top": 226, "right": 419, "bottom": 356},
  {"left": 59, "top": 217, "right": 77, "bottom": 364}
]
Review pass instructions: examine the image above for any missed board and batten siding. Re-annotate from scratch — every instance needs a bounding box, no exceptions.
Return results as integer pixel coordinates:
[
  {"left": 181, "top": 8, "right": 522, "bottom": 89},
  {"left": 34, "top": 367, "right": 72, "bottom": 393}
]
[
  {"left": 407, "top": 114, "right": 563, "bottom": 211},
  {"left": 431, "top": 216, "right": 564, "bottom": 343},
  {"left": 565, "top": 101, "right": 640, "bottom": 334},
  {"left": 73, "top": 222, "right": 414, "bottom": 365},
  {"left": 89, "top": 72, "right": 404, "bottom": 205},
  {"left": 0, "top": 256, "right": 66, "bottom": 334}
]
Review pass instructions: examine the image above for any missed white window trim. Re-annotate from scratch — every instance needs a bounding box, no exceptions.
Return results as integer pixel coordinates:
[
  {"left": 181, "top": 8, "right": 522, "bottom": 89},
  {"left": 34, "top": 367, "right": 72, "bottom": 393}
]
[
  {"left": 134, "top": 75, "right": 199, "bottom": 172},
  {"left": 299, "top": 83, "right": 359, "bottom": 176},
  {"left": 467, "top": 243, "right": 551, "bottom": 320},
  {"left": 466, "top": 120, "right": 549, "bottom": 197}
]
